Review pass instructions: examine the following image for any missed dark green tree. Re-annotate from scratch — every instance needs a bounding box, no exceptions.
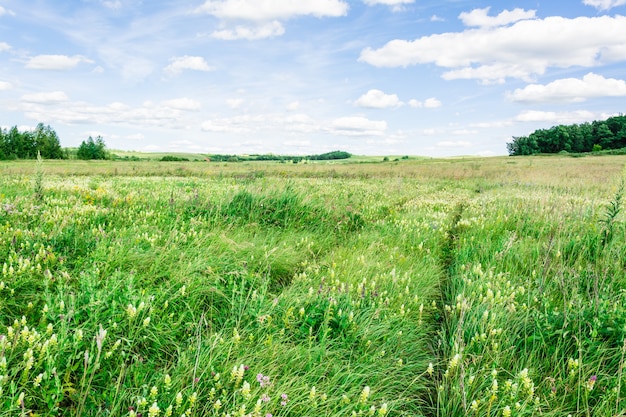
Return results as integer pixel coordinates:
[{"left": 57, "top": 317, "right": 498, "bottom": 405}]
[{"left": 77, "top": 136, "right": 109, "bottom": 160}]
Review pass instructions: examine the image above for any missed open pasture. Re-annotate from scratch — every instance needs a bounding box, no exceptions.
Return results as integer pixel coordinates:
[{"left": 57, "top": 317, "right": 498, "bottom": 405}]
[{"left": 0, "top": 155, "right": 625, "bottom": 416}]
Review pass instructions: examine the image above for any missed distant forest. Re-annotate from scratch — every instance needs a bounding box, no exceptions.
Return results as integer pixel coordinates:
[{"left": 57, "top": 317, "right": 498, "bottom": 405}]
[
  {"left": 0, "top": 124, "right": 65, "bottom": 160},
  {"left": 507, "top": 114, "right": 626, "bottom": 155},
  {"left": 207, "top": 150, "right": 352, "bottom": 162}
]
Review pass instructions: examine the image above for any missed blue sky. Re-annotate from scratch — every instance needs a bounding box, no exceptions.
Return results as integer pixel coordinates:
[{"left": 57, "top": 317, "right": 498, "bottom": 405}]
[{"left": 1, "top": 0, "right": 626, "bottom": 156}]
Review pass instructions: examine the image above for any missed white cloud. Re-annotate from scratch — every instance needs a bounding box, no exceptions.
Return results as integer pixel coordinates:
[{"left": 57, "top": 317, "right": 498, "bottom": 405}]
[
  {"left": 459, "top": 7, "right": 536, "bottom": 28},
  {"left": 19, "top": 97, "right": 200, "bottom": 128},
  {"left": 355, "top": 89, "right": 402, "bottom": 108},
  {"left": 423, "top": 97, "right": 442, "bottom": 108},
  {"left": 0, "top": 6, "right": 15, "bottom": 16},
  {"left": 21, "top": 91, "right": 69, "bottom": 103},
  {"left": 0, "top": 81, "right": 12, "bottom": 90},
  {"left": 408, "top": 97, "right": 442, "bottom": 108},
  {"left": 583, "top": 0, "right": 626, "bottom": 10},
  {"left": 25, "top": 54, "right": 93, "bottom": 70},
  {"left": 211, "top": 21, "right": 285, "bottom": 40},
  {"left": 430, "top": 15, "right": 445, "bottom": 22},
  {"left": 196, "top": 0, "right": 348, "bottom": 21},
  {"left": 162, "top": 98, "right": 202, "bottom": 111},
  {"left": 0, "top": 42, "right": 9, "bottom": 52},
  {"left": 359, "top": 15, "right": 626, "bottom": 84},
  {"left": 286, "top": 101, "right": 300, "bottom": 111},
  {"left": 330, "top": 116, "right": 387, "bottom": 136},
  {"left": 507, "top": 72, "right": 626, "bottom": 103},
  {"left": 513, "top": 110, "right": 596, "bottom": 124},
  {"left": 165, "top": 56, "right": 214, "bottom": 75}
]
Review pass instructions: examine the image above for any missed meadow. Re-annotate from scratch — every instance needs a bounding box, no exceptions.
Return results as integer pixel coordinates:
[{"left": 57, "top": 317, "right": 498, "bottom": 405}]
[{"left": 0, "top": 154, "right": 625, "bottom": 416}]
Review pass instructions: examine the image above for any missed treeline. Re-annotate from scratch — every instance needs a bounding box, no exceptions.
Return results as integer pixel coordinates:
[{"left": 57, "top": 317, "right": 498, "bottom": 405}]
[
  {"left": 208, "top": 150, "right": 352, "bottom": 163},
  {"left": 0, "top": 123, "right": 65, "bottom": 160},
  {"left": 507, "top": 114, "right": 626, "bottom": 155}
]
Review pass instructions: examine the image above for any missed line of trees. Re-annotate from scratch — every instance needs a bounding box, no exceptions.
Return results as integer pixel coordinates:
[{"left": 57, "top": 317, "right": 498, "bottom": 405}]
[
  {"left": 507, "top": 115, "right": 626, "bottom": 156},
  {"left": 208, "top": 150, "right": 352, "bottom": 163},
  {"left": 0, "top": 123, "right": 65, "bottom": 160}
]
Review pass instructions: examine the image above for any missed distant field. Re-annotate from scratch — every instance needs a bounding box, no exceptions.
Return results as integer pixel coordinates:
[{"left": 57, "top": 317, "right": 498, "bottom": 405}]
[{"left": 0, "top": 155, "right": 624, "bottom": 416}]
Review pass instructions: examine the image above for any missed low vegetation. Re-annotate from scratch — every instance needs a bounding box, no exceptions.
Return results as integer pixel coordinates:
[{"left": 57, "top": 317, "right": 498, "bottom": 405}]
[{"left": 0, "top": 155, "right": 624, "bottom": 416}]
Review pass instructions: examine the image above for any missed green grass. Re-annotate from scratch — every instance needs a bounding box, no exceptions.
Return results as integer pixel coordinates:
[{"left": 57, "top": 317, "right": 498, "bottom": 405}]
[{"left": 0, "top": 155, "right": 625, "bottom": 416}]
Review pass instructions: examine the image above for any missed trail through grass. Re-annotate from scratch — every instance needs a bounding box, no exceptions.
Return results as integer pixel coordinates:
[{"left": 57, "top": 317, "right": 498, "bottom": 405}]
[{"left": 0, "top": 155, "right": 624, "bottom": 416}]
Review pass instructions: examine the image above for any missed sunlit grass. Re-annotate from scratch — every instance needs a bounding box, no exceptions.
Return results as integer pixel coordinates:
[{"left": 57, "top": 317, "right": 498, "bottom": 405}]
[{"left": 0, "top": 155, "right": 624, "bottom": 416}]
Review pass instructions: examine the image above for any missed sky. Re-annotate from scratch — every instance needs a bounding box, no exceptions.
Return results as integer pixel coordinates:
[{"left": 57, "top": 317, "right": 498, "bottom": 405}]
[{"left": 1, "top": 0, "right": 626, "bottom": 157}]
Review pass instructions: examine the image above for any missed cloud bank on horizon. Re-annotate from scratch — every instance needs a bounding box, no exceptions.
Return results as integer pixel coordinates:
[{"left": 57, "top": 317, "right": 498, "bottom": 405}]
[{"left": 1, "top": 0, "right": 625, "bottom": 156}]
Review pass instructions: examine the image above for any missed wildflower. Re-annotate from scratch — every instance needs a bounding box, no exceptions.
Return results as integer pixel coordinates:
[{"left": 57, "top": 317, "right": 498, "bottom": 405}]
[
  {"left": 189, "top": 392, "right": 197, "bottom": 406},
  {"left": 502, "top": 405, "right": 511, "bottom": 417},
  {"left": 280, "top": 393, "right": 289, "bottom": 406},
  {"left": 309, "top": 386, "right": 316, "bottom": 400},
  {"left": 126, "top": 304, "right": 137, "bottom": 318},
  {"left": 241, "top": 381, "right": 251, "bottom": 398},
  {"left": 164, "top": 405, "right": 172, "bottom": 417},
  {"left": 143, "top": 317, "right": 151, "bottom": 327},
  {"left": 427, "top": 363, "right": 434, "bottom": 376},
  {"left": 150, "top": 386, "right": 158, "bottom": 399},
  {"left": 448, "top": 353, "right": 461, "bottom": 371},
  {"left": 586, "top": 375, "right": 597, "bottom": 391},
  {"left": 33, "top": 373, "right": 44, "bottom": 387},
  {"left": 257, "top": 373, "right": 271, "bottom": 388},
  {"left": 175, "top": 392, "right": 183, "bottom": 409},
  {"left": 148, "top": 401, "right": 160, "bottom": 417},
  {"left": 16, "top": 392, "right": 24, "bottom": 408},
  {"left": 378, "top": 403, "right": 388, "bottom": 416},
  {"left": 213, "top": 399, "right": 222, "bottom": 410},
  {"left": 360, "top": 386, "right": 371, "bottom": 404},
  {"left": 261, "top": 394, "right": 270, "bottom": 402},
  {"left": 470, "top": 400, "right": 479, "bottom": 412},
  {"left": 164, "top": 374, "right": 171, "bottom": 389}
]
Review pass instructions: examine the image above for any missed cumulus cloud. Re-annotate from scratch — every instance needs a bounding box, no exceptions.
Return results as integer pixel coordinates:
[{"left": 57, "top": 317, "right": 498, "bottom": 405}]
[
  {"left": 359, "top": 15, "right": 626, "bottom": 84},
  {"left": 25, "top": 54, "right": 93, "bottom": 70},
  {"left": 211, "top": 21, "right": 285, "bottom": 40},
  {"left": 330, "top": 116, "right": 387, "bottom": 136},
  {"left": 459, "top": 7, "right": 536, "bottom": 28},
  {"left": 196, "top": 0, "right": 348, "bottom": 21},
  {"left": 508, "top": 72, "right": 626, "bottom": 103},
  {"left": 165, "top": 56, "right": 214, "bottom": 75},
  {"left": 583, "top": 0, "right": 626, "bottom": 10},
  {"left": 0, "top": 81, "right": 12, "bottom": 90},
  {"left": 408, "top": 97, "right": 442, "bottom": 108},
  {"left": 21, "top": 91, "right": 69, "bottom": 103},
  {"left": 355, "top": 89, "right": 402, "bottom": 108}
]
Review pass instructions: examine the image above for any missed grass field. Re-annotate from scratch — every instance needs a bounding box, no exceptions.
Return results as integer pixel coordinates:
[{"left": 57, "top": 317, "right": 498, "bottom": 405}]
[{"left": 0, "top": 155, "right": 625, "bottom": 416}]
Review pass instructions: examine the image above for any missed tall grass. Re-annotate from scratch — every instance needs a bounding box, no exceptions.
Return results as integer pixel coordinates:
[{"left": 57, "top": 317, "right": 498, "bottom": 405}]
[{"left": 0, "top": 156, "right": 624, "bottom": 416}]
